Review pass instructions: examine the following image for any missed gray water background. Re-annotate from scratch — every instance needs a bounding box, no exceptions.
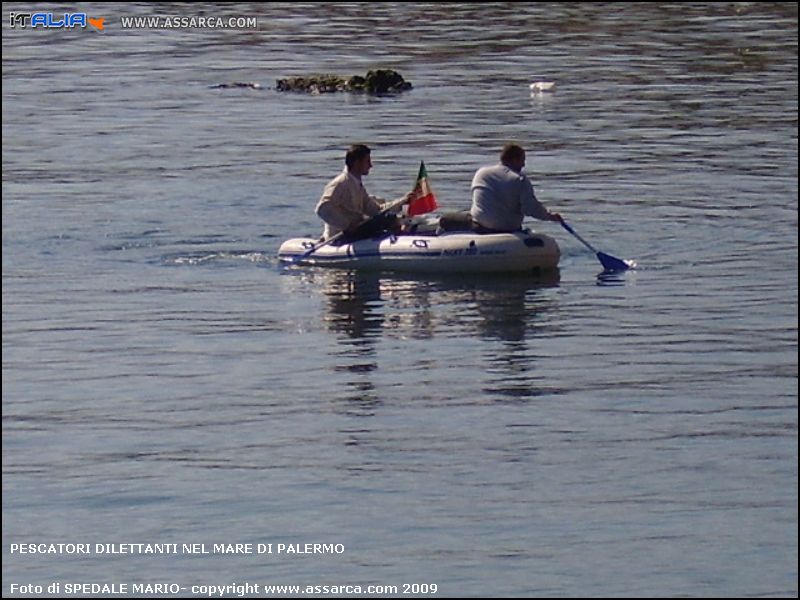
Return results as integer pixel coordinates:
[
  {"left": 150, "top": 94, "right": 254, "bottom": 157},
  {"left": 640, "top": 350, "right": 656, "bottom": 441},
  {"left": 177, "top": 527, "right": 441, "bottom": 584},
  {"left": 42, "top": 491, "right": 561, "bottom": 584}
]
[{"left": 2, "top": 2, "right": 798, "bottom": 597}]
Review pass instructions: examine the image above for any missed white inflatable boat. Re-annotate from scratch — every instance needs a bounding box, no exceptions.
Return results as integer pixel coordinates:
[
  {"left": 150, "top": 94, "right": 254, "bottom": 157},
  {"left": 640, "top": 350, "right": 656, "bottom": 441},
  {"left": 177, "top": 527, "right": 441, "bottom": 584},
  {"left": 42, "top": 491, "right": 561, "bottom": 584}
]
[{"left": 278, "top": 230, "right": 560, "bottom": 273}]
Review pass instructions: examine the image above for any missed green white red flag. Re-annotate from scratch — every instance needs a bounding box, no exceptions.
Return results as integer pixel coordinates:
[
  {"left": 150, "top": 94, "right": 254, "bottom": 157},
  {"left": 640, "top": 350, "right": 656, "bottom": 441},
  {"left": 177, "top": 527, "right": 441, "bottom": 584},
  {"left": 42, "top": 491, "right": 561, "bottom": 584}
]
[{"left": 407, "top": 161, "right": 438, "bottom": 216}]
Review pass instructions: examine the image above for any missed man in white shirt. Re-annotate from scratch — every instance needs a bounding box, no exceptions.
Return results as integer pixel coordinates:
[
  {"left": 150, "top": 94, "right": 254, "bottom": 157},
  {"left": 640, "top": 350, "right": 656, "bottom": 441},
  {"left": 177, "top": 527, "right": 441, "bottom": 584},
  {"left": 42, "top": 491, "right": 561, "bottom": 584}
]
[
  {"left": 470, "top": 144, "right": 561, "bottom": 232},
  {"left": 315, "top": 144, "right": 413, "bottom": 241}
]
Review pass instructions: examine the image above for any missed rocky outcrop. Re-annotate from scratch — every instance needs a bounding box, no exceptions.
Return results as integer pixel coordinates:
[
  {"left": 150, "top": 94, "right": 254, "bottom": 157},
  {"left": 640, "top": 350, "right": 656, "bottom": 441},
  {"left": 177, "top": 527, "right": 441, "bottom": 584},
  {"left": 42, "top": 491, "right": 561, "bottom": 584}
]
[
  {"left": 210, "top": 82, "right": 263, "bottom": 90},
  {"left": 276, "top": 70, "right": 412, "bottom": 95}
]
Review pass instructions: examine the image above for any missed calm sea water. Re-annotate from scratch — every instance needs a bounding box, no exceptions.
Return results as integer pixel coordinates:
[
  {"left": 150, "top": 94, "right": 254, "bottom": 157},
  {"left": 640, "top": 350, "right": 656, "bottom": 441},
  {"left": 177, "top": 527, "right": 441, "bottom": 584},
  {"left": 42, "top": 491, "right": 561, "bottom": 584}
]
[{"left": 2, "top": 3, "right": 797, "bottom": 597}]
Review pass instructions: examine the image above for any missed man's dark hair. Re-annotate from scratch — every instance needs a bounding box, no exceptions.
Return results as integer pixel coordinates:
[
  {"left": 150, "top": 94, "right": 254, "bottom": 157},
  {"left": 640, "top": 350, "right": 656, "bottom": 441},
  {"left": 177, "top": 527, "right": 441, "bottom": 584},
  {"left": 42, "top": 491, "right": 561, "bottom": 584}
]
[
  {"left": 500, "top": 143, "right": 525, "bottom": 164},
  {"left": 345, "top": 144, "right": 371, "bottom": 168}
]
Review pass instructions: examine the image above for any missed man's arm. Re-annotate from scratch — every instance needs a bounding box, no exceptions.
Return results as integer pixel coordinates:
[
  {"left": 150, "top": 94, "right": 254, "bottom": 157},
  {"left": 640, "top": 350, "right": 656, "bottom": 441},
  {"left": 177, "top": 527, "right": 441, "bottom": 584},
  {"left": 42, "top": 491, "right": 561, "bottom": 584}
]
[{"left": 521, "top": 177, "right": 560, "bottom": 221}]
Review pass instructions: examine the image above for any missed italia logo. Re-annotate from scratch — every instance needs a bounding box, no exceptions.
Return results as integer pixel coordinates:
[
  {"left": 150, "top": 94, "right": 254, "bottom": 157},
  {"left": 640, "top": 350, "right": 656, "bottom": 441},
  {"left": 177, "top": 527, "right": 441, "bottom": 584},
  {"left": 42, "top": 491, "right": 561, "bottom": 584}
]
[{"left": 9, "top": 12, "right": 105, "bottom": 30}]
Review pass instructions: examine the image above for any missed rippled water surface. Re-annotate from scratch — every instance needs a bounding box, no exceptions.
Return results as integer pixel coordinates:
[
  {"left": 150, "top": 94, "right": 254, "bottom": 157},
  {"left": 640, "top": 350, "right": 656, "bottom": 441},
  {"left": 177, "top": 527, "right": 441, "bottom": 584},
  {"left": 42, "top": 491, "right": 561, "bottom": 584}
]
[{"left": 2, "top": 3, "right": 797, "bottom": 597}]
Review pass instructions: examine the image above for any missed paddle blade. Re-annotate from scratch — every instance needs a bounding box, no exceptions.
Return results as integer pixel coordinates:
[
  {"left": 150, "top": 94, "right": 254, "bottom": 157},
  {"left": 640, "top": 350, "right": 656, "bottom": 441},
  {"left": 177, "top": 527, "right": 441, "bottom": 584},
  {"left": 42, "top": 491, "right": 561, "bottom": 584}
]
[{"left": 597, "top": 251, "right": 631, "bottom": 272}]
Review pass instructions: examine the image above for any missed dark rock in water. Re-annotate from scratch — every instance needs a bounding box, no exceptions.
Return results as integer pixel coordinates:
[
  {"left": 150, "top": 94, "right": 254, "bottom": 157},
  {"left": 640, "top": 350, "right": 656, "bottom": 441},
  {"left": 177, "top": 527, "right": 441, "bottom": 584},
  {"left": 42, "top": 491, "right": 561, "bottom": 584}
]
[
  {"left": 363, "top": 69, "right": 413, "bottom": 94},
  {"left": 346, "top": 75, "right": 367, "bottom": 90},
  {"left": 276, "top": 70, "right": 412, "bottom": 95},
  {"left": 276, "top": 74, "right": 347, "bottom": 94},
  {"left": 211, "top": 82, "right": 263, "bottom": 90}
]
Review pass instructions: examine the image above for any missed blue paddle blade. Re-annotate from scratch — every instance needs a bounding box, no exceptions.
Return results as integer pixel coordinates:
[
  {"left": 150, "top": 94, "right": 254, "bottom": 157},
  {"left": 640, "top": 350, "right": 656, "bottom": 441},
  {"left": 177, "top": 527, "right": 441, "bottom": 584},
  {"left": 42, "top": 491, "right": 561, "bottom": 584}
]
[{"left": 597, "top": 251, "right": 631, "bottom": 272}]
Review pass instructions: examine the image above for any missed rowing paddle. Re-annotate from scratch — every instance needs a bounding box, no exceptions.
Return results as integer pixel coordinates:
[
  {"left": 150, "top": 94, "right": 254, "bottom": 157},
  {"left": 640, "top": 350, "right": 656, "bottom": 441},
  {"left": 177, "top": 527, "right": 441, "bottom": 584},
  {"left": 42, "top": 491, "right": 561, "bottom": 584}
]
[{"left": 560, "top": 220, "right": 631, "bottom": 272}]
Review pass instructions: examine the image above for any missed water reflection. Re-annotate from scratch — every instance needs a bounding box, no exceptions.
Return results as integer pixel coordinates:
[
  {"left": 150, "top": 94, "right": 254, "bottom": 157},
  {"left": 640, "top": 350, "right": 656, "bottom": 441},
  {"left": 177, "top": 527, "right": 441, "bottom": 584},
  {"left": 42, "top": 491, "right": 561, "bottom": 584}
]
[
  {"left": 313, "top": 268, "right": 561, "bottom": 344},
  {"left": 321, "top": 270, "right": 384, "bottom": 347},
  {"left": 298, "top": 268, "right": 563, "bottom": 406},
  {"left": 596, "top": 267, "right": 639, "bottom": 286}
]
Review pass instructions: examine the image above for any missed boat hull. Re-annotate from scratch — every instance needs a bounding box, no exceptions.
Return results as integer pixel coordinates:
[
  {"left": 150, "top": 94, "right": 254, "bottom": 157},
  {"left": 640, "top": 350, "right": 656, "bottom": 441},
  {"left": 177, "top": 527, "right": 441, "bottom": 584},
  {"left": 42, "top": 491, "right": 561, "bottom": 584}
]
[{"left": 278, "top": 231, "right": 560, "bottom": 273}]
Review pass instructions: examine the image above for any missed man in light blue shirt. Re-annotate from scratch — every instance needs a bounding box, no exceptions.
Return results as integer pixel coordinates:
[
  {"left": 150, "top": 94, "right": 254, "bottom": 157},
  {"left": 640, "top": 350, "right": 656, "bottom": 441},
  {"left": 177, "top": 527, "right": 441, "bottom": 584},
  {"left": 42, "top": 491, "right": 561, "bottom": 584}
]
[{"left": 470, "top": 144, "right": 562, "bottom": 232}]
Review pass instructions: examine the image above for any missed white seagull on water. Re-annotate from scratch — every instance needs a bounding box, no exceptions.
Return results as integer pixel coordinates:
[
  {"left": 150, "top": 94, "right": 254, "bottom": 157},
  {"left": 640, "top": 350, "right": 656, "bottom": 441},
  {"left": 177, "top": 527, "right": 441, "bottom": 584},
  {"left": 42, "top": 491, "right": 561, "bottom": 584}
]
[{"left": 529, "top": 81, "right": 555, "bottom": 93}]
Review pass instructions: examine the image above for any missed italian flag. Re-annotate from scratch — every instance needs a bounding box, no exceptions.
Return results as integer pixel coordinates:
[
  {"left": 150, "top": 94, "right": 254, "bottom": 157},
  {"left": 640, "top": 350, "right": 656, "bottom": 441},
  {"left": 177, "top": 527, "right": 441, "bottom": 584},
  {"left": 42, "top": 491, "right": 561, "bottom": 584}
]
[{"left": 407, "top": 161, "right": 439, "bottom": 216}]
